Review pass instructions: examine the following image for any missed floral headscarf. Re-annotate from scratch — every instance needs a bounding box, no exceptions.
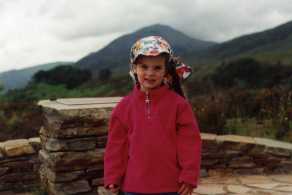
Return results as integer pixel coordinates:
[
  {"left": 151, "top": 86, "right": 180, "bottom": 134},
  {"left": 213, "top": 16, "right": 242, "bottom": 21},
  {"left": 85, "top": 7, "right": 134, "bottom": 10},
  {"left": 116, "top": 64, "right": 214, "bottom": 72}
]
[{"left": 130, "top": 36, "right": 192, "bottom": 81}]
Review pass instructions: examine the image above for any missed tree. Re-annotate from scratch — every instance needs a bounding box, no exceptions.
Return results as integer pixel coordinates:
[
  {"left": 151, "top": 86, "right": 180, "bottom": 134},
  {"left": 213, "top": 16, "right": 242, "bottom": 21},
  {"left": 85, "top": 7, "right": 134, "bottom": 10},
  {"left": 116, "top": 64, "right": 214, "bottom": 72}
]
[
  {"left": 212, "top": 58, "right": 263, "bottom": 88},
  {"left": 32, "top": 65, "right": 92, "bottom": 89}
]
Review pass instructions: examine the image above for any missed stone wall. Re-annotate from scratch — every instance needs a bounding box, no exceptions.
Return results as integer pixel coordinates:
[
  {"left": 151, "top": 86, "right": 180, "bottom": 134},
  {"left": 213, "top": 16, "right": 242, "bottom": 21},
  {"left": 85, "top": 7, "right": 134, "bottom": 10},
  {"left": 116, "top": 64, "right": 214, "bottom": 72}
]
[
  {"left": 201, "top": 134, "right": 292, "bottom": 176},
  {"left": 1, "top": 97, "right": 292, "bottom": 194},
  {"left": 0, "top": 138, "right": 41, "bottom": 192},
  {"left": 38, "top": 97, "right": 121, "bottom": 195}
]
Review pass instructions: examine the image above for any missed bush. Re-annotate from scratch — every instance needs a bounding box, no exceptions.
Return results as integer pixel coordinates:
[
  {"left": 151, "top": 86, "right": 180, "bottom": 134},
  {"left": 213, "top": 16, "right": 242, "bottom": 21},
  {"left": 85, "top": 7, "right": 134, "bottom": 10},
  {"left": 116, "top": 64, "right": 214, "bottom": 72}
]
[
  {"left": 211, "top": 57, "right": 292, "bottom": 89},
  {"left": 191, "top": 94, "right": 227, "bottom": 134},
  {"left": 32, "top": 65, "right": 92, "bottom": 89}
]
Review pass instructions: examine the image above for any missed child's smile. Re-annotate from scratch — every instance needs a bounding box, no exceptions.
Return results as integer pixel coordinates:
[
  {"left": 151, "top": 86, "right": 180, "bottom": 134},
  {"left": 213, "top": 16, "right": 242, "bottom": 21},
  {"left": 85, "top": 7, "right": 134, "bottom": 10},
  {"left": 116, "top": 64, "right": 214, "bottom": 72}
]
[{"left": 134, "top": 55, "right": 166, "bottom": 92}]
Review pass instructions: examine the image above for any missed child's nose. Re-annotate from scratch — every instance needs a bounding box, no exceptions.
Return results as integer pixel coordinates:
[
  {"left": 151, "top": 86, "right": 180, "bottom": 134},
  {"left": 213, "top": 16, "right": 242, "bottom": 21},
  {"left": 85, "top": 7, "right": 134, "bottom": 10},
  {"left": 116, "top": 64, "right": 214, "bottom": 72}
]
[{"left": 146, "top": 68, "right": 155, "bottom": 76}]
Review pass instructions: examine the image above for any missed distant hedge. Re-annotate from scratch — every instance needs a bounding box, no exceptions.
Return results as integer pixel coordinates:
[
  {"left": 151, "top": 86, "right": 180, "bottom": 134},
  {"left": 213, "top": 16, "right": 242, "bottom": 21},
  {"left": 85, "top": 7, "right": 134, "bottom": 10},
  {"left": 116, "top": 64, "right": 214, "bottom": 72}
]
[
  {"left": 32, "top": 65, "right": 92, "bottom": 89},
  {"left": 211, "top": 58, "right": 292, "bottom": 88}
]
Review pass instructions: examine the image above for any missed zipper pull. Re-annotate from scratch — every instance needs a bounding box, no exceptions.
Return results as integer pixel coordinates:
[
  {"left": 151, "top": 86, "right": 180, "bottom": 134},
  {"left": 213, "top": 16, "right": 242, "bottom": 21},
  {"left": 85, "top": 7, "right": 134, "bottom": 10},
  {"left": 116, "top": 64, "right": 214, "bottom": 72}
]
[{"left": 145, "top": 92, "right": 151, "bottom": 119}]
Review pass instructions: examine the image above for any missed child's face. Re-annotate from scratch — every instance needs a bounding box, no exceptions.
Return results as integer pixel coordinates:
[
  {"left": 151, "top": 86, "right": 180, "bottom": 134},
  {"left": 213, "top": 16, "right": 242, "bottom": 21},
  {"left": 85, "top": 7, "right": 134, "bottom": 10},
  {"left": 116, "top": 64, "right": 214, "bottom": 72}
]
[{"left": 133, "top": 55, "right": 167, "bottom": 92}]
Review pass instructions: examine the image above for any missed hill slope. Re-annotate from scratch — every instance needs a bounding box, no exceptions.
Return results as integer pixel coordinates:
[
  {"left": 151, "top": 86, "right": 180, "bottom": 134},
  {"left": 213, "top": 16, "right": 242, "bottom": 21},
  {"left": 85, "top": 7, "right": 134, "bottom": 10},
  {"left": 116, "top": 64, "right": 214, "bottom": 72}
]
[
  {"left": 75, "top": 24, "right": 216, "bottom": 75},
  {"left": 0, "top": 62, "right": 72, "bottom": 91},
  {"left": 200, "top": 21, "right": 292, "bottom": 63}
]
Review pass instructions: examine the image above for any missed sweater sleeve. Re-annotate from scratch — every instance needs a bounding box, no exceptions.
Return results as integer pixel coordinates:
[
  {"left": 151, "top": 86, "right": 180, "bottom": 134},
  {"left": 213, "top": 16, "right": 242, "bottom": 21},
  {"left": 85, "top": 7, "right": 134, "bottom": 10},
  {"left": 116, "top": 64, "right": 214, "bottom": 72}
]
[
  {"left": 104, "top": 113, "right": 129, "bottom": 189},
  {"left": 177, "top": 101, "right": 202, "bottom": 187}
]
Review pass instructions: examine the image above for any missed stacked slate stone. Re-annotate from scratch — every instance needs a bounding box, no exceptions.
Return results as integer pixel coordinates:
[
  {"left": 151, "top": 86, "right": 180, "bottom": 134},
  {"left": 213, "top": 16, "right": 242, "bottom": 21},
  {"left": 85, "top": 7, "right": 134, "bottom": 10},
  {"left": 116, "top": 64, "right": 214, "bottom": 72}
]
[
  {"left": 38, "top": 98, "right": 121, "bottom": 195},
  {"left": 201, "top": 134, "right": 292, "bottom": 176},
  {"left": 0, "top": 138, "right": 41, "bottom": 192}
]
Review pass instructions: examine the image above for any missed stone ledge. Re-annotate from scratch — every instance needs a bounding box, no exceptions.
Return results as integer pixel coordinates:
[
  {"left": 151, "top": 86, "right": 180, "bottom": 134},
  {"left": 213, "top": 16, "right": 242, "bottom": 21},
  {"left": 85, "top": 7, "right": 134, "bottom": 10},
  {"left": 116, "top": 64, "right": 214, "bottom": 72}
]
[
  {"left": 0, "top": 139, "right": 35, "bottom": 157},
  {"left": 201, "top": 133, "right": 292, "bottom": 155},
  {"left": 255, "top": 137, "right": 292, "bottom": 151},
  {"left": 28, "top": 137, "right": 40, "bottom": 144},
  {"left": 1, "top": 133, "right": 292, "bottom": 164},
  {"left": 216, "top": 134, "right": 255, "bottom": 144},
  {"left": 38, "top": 97, "right": 122, "bottom": 110},
  {"left": 201, "top": 133, "right": 217, "bottom": 141}
]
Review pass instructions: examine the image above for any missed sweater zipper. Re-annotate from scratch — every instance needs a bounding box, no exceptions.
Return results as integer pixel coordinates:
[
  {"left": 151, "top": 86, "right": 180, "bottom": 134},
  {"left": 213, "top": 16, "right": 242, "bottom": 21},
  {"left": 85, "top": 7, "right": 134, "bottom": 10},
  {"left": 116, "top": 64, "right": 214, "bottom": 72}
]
[{"left": 145, "top": 92, "right": 151, "bottom": 119}]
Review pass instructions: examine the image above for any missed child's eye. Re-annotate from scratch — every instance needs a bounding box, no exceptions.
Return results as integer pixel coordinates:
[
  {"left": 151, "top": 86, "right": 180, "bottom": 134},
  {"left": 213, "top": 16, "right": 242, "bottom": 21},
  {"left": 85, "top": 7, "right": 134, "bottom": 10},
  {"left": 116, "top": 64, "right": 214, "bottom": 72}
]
[
  {"left": 141, "top": 64, "right": 148, "bottom": 69},
  {"left": 154, "top": 65, "right": 163, "bottom": 70}
]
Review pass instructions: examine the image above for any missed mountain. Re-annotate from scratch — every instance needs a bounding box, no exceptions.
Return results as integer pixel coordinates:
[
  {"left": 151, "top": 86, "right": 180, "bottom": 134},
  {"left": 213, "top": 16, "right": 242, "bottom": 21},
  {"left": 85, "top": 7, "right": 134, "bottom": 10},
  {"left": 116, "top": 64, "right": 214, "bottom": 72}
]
[
  {"left": 3, "top": 21, "right": 292, "bottom": 92},
  {"left": 75, "top": 24, "right": 217, "bottom": 75},
  {"left": 0, "top": 24, "right": 216, "bottom": 92},
  {"left": 199, "top": 20, "right": 292, "bottom": 64},
  {"left": 0, "top": 62, "right": 72, "bottom": 91}
]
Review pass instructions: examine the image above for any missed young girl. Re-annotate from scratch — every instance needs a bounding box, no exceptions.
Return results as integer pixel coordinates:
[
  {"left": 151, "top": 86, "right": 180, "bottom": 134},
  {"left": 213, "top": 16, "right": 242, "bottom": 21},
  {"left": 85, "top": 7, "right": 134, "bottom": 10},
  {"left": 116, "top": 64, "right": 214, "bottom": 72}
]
[{"left": 104, "top": 36, "right": 201, "bottom": 195}]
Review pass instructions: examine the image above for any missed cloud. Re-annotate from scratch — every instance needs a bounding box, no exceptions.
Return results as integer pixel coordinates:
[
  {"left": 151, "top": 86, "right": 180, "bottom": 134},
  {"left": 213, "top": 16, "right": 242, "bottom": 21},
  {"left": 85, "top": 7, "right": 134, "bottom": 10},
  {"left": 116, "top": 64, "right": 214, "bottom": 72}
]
[
  {"left": 163, "top": 0, "right": 292, "bottom": 41},
  {"left": 1, "top": 0, "right": 292, "bottom": 72},
  {"left": 47, "top": 0, "right": 173, "bottom": 40}
]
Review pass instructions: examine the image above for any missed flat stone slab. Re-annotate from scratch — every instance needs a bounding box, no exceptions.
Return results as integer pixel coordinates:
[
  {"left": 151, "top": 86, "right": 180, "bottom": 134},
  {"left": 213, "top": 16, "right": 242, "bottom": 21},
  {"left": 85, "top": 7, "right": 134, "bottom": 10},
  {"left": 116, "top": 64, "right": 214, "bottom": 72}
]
[
  {"left": 38, "top": 97, "right": 122, "bottom": 110},
  {"left": 201, "top": 133, "right": 217, "bottom": 141},
  {"left": 226, "top": 185, "right": 251, "bottom": 194},
  {"left": 1, "top": 139, "right": 35, "bottom": 157},
  {"left": 193, "top": 184, "right": 226, "bottom": 194},
  {"left": 192, "top": 174, "right": 292, "bottom": 195},
  {"left": 255, "top": 137, "right": 292, "bottom": 150},
  {"left": 216, "top": 135, "right": 255, "bottom": 144},
  {"left": 245, "top": 183, "right": 281, "bottom": 189},
  {"left": 39, "top": 98, "right": 121, "bottom": 126},
  {"left": 28, "top": 137, "right": 40, "bottom": 144},
  {"left": 270, "top": 175, "right": 292, "bottom": 184},
  {"left": 238, "top": 175, "right": 273, "bottom": 184},
  {"left": 56, "top": 98, "right": 122, "bottom": 105},
  {"left": 39, "top": 149, "right": 104, "bottom": 171},
  {"left": 199, "top": 176, "right": 240, "bottom": 185}
]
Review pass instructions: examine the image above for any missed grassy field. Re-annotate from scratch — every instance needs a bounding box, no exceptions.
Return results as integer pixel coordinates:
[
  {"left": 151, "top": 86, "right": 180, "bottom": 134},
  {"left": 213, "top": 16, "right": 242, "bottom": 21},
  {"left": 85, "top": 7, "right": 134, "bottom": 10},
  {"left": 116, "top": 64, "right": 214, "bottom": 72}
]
[{"left": 225, "top": 118, "right": 292, "bottom": 142}]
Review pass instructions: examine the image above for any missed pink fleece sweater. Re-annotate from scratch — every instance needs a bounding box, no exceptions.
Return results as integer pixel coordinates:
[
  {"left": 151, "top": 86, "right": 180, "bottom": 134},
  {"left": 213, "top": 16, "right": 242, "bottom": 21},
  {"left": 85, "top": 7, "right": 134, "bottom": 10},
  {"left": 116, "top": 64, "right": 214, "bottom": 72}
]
[{"left": 104, "top": 85, "right": 201, "bottom": 193}]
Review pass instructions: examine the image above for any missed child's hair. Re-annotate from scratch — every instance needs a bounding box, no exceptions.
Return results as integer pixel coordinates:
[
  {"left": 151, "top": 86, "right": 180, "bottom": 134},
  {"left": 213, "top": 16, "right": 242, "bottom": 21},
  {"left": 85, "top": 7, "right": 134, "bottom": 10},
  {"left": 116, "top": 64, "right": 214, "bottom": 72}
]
[{"left": 166, "top": 57, "right": 185, "bottom": 98}]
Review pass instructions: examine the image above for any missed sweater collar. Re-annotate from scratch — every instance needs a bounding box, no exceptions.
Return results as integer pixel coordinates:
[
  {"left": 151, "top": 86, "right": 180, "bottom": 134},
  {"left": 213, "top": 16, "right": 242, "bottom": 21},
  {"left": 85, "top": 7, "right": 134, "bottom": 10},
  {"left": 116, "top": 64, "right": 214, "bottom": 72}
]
[{"left": 133, "top": 84, "right": 169, "bottom": 100}]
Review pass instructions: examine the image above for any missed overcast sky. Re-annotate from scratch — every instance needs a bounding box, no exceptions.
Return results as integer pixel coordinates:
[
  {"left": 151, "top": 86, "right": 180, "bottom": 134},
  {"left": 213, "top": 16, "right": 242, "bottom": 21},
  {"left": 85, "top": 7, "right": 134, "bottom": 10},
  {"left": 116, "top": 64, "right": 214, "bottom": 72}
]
[{"left": 1, "top": 0, "right": 292, "bottom": 73}]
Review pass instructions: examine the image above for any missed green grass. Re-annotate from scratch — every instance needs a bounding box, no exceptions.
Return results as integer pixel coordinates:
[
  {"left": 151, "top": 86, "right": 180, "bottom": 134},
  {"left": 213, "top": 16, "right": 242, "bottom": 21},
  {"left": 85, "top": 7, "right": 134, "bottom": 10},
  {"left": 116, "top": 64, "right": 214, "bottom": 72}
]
[
  {"left": 224, "top": 117, "right": 292, "bottom": 142},
  {"left": 239, "top": 49, "right": 292, "bottom": 65},
  {"left": 1, "top": 80, "right": 132, "bottom": 103}
]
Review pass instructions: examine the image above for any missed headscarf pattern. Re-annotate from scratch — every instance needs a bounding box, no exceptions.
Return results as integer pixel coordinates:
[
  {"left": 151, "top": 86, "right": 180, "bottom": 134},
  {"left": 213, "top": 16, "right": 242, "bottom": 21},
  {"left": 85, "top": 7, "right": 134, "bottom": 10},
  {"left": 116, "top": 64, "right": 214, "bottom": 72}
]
[{"left": 130, "top": 36, "right": 192, "bottom": 81}]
